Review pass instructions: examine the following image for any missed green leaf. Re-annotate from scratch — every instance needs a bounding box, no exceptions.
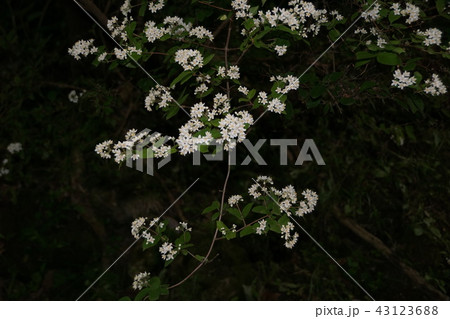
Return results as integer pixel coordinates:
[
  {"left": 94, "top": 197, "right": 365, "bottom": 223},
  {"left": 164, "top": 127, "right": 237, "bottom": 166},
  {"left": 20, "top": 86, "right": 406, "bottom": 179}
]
[
  {"left": 252, "top": 205, "right": 267, "bottom": 214},
  {"left": 239, "top": 225, "right": 255, "bottom": 237},
  {"left": 242, "top": 203, "right": 253, "bottom": 218},
  {"left": 202, "top": 200, "right": 220, "bottom": 214},
  {"left": 310, "top": 86, "right": 325, "bottom": 99},
  {"left": 170, "top": 71, "right": 191, "bottom": 88},
  {"left": 356, "top": 51, "right": 376, "bottom": 60},
  {"left": 339, "top": 97, "right": 355, "bottom": 105},
  {"left": 244, "top": 19, "right": 255, "bottom": 30},
  {"left": 388, "top": 11, "right": 400, "bottom": 24},
  {"left": 203, "top": 54, "right": 215, "bottom": 66},
  {"left": 360, "top": 81, "right": 376, "bottom": 92},
  {"left": 328, "top": 29, "right": 340, "bottom": 42},
  {"left": 376, "top": 52, "right": 400, "bottom": 65}
]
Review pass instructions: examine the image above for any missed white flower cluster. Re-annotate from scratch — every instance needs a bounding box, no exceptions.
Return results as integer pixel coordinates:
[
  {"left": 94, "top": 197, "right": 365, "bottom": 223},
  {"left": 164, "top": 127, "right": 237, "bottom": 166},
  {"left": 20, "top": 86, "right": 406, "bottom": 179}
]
[
  {"left": 144, "top": 16, "right": 213, "bottom": 43},
  {"left": 218, "top": 111, "right": 254, "bottom": 150},
  {"left": 231, "top": 0, "right": 251, "bottom": 19},
  {"left": 295, "top": 189, "right": 319, "bottom": 216},
  {"left": 120, "top": 0, "right": 131, "bottom": 16},
  {"left": 68, "top": 39, "right": 98, "bottom": 60},
  {"left": 176, "top": 119, "right": 212, "bottom": 155},
  {"left": 281, "top": 222, "right": 299, "bottom": 249},
  {"left": 391, "top": 69, "right": 416, "bottom": 90},
  {"left": 175, "top": 222, "right": 192, "bottom": 232},
  {"left": 159, "top": 242, "right": 178, "bottom": 261},
  {"left": 194, "top": 74, "right": 211, "bottom": 95},
  {"left": 132, "top": 272, "right": 150, "bottom": 290},
  {"left": 145, "top": 85, "right": 173, "bottom": 111},
  {"left": 68, "top": 90, "right": 84, "bottom": 103},
  {"left": 249, "top": 176, "right": 273, "bottom": 198},
  {"left": 228, "top": 195, "right": 243, "bottom": 207},
  {"left": 107, "top": 16, "right": 130, "bottom": 41},
  {"left": 1, "top": 143, "right": 23, "bottom": 177},
  {"left": 174, "top": 49, "right": 204, "bottom": 71},
  {"left": 148, "top": 0, "right": 165, "bottom": 13},
  {"left": 262, "top": 1, "right": 330, "bottom": 37},
  {"left": 238, "top": 86, "right": 249, "bottom": 95},
  {"left": 130, "top": 216, "right": 160, "bottom": 244},
  {"left": 249, "top": 176, "right": 318, "bottom": 218},
  {"left": 255, "top": 219, "right": 267, "bottom": 235},
  {"left": 274, "top": 45, "right": 288, "bottom": 56},
  {"left": 361, "top": 3, "right": 381, "bottom": 22},
  {"left": 424, "top": 74, "right": 447, "bottom": 96},
  {"left": 271, "top": 75, "right": 300, "bottom": 95},
  {"left": 217, "top": 65, "right": 240, "bottom": 80},
  {"left": 417, "top": 28, "right": 442, "bottom": 47},
  {"left": 95, "top": 130, "right": 173, "bottom": 163},
  {"left": 189, "top": 26, "right": 214, "bottom": 41},
  {"left": 7, "top": 142, "right": 22, "bottom": 154},
  {"left": 390, "top": 3, "right": 420, "bottom": 24}
]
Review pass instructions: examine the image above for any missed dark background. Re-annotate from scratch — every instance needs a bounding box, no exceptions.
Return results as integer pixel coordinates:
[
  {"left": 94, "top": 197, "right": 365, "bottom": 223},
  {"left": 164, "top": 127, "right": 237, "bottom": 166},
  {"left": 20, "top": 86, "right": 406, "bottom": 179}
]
[{"left": 0, "top": 0, "right": 449, "bottom": 300}]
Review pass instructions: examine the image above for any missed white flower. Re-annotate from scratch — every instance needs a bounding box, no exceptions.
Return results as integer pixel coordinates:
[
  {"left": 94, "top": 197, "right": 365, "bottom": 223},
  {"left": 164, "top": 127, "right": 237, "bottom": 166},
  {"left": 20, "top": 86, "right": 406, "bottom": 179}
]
[
  {"left": 131, "top": 217, "right": 147, "bottom": 239},
  {"left": 280, "top": 221, "right": 298, "bottom": 249},
  {"left": 144, "top": 21, "right": 166, "bottom": 43},
  {"left": 402, "top": 3, "right": 420, "bottom": 24},
  {"left": 68, "top": 90, "right": 79, "bottom": 103},
  {"left": 267, "top": 98, "right": 285, "bottom": 114},
  {"left": 190, "top": 102, "right": 207, "bottom": 118},
  {"left": 0, "top": 167, "right": 9, "bottom": 177},
  {"left": 175, "top": 221, "right": 192, "bottom": 232},
  {"left": 142, "top": 231, "right": 155, "bottom": 244},
  {"left": 98, "top": 52, "right": 107, "bottom": 62},
  {"left": 132, "top": 272, "right": 150, "bottom": 290},
  {"left": 238, "top": 86, "right": 249, "bottom": 95},
  {"left": 248, "top": 184, "right": 262, "bottom": 198},
  {"left": 120, "top": 0, "right": 131, "bottom": 16},
  {"left": 68, "top": 39, "right": 97, "bottom": 60},
  {"left": 257, "top": 91, "right": 268, "bottom": 105},
  {"left": 148, "top": 0, "right": 165, "bottom": 13},
  {"left": 6, "top": 143, "right": 22, "bottom": 154},
  {"left": 391, "top": 69, "right": 416, "bottom": 90},
  {"left": 194, "top": 83, "right": 208, "bottom": 95},
  {"left": 361, "top": 3, "right": 381, "bottom": 21},
  {"left": 114, "top": 47, "right": 127, "bottom": 60},
  {"left": 189, "top": 26, "right": 214, "bottom": 41},
  {"left": 391, "top": 3, "right": 401, "bottom": 15},
  {"left": 228, "top": 195, "right": 243, "bottom": 207},
  {"left": 424, "top": 74, "right": 447, "bottom": 96},
  {"left": 174, "top": 49, "right": 204, "bottom": 71},
  {"left": 159, "top": 242, "right": 177, "bottom": 261},
  {"left": 95, "top": 140, "right": 113, "bottom": 159},
  {"left": 295, "top": 189, "right": 318, "bottom": 216},
  {"left": 376, "top": 37, "right": 387, "bottom": 48},
  {"left": 256, "top": 220, "right": 267, "bottom": 235},
  {"left": 417, "top": 28, "right": 442, "bottom": 46},
  {"left": 218, "top": 111, "right": 254, "bottom": 150},
  {"left": 274, "top": 45, "right": 287, "bottom": 56},
  {"left": 145, "top": 85, "right": 172, "bottom": 111},
  {"left": 354, "top": 28, "right": 367, "bottom": 35},
  {"left": 227, "top": 65, "right": 240, "bottom": 80}
]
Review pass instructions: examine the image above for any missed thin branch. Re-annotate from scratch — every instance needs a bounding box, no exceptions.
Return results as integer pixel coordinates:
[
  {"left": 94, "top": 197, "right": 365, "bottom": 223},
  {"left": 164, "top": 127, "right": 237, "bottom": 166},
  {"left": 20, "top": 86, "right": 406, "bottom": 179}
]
[{"left": 169, "top": 154, "right": 232, "bottom": 290}]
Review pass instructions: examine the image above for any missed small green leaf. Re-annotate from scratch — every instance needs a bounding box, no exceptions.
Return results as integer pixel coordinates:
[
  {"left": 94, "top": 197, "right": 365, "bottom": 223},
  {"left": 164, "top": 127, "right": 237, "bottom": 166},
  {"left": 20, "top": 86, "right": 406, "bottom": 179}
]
[
  {"left": 240, "top": 225, "right": 255, "bottom": 237},
  {"left": 376, "top": 52, "right": 400, "bottom": 65},
  {"left": 242, "top": 203, "right": 253, "bottom": 218},
  {"left": 202, "top": 201, "right": 220, "bottom": 214}
]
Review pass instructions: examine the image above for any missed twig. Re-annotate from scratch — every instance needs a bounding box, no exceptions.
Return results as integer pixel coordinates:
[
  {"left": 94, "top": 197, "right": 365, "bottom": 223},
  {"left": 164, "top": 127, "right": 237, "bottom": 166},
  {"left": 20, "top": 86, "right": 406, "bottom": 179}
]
[{"left": 169, "top": 154, "right": 232, "bottom": 289}]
